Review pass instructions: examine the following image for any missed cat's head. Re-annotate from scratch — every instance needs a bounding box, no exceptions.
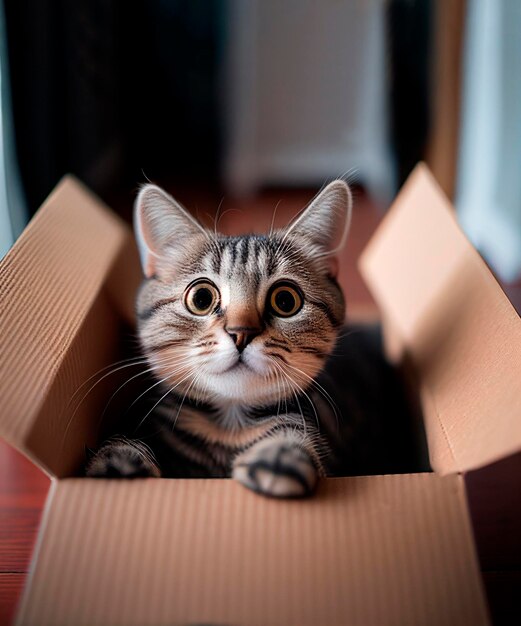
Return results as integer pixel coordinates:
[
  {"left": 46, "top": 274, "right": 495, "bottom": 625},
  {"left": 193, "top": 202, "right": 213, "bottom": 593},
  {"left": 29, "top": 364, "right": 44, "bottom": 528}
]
[{"left": 134, "top": 181, "right": 352, "bottom": 406}]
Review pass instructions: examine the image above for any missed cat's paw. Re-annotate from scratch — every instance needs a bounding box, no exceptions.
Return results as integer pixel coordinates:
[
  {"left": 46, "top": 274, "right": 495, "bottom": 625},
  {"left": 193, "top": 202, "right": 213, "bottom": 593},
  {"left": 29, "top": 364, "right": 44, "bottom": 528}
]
[
  {"left": 86, "top": 437, "right": 161, "bottom": 478},
  {"left": 233, "top": 437, "right": 318, "bottom": 498}
]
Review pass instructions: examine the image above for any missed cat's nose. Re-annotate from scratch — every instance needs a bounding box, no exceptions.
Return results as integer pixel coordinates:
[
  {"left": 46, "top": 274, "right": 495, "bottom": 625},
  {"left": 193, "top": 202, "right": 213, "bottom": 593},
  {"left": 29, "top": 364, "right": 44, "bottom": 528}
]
[{"left": 226, "top": 327, "right": 262, "bottom": 353}]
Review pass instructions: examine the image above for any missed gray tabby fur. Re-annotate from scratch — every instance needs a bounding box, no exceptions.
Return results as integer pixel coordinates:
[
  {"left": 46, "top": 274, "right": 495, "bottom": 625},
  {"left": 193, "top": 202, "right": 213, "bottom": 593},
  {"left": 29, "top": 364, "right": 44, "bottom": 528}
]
[{"left": 87, "top": 181, "right": 352, "bottom": 497}]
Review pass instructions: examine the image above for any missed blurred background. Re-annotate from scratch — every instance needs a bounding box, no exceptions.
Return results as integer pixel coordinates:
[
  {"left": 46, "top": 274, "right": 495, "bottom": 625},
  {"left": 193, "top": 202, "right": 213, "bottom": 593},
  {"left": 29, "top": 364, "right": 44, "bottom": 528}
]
[{"left": 1, "top": 0, "right": 521, "bottom": 315}]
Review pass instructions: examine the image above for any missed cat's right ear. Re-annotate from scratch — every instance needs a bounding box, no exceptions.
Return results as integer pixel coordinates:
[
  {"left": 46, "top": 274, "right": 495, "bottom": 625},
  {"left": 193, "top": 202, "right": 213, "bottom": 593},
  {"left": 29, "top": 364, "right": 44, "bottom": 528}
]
[
  {"left": 134, "top": 184, "right": 206, "bottom": 277},
  {"left": 282, "top": 180, "right": 352, "bottom": 275}
]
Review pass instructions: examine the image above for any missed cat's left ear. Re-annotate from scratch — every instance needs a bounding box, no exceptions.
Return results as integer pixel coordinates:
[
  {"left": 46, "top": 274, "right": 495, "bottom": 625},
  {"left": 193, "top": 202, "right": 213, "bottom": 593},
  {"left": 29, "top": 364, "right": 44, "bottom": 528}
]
[{"left": 284, "top": 180, "right": 352, "bottom": 274}]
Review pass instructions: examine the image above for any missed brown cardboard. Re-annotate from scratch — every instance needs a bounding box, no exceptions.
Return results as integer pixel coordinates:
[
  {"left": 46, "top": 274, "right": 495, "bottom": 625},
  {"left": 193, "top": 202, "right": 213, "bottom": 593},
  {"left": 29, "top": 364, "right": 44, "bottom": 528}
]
[
  {"left": 360, "top": 164, "right": 521, "bottom": 474},
  {"left": 0, "top": 170, "right": 500, "bottom": 625},
  {"left": 0, "top": 176, "right": 141, "bottom": 478},
  {"left": 18, "top": 475, "right": 487, "bottom": 626}
]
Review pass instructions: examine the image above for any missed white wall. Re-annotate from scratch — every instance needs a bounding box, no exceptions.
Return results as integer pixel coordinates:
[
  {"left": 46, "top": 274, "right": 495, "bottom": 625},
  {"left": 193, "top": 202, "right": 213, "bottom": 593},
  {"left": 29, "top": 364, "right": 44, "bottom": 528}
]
[{"left": 224, "top": 0, "right": 393, "bottom": 199}]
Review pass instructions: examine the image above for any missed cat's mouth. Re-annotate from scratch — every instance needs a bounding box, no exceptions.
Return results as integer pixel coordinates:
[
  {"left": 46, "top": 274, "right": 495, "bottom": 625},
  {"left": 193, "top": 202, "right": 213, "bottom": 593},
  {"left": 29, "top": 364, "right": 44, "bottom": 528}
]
[
  {"left": 223, "top": 357, "right": 248, "bottom": 373},
  {"left": 212, "top": 347, "right": 270, "bottom": 379}
]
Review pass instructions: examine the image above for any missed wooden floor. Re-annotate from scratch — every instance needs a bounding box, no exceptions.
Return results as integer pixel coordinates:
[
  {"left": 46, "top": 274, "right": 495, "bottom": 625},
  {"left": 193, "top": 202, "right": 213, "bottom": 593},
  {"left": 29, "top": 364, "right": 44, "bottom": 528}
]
[
  {"left": 0, "top": 442, "right": 49, "bottom": 624},
  {"left": 0, "top": 186, "right": 519, "bottom": 625}
]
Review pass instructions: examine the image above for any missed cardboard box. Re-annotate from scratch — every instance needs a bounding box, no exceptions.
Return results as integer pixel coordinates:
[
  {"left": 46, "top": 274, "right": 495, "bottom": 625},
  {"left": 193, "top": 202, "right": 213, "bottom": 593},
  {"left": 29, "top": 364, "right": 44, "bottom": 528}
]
[{"left": 1, "top": 164, "right": 519, "bottom": 625}]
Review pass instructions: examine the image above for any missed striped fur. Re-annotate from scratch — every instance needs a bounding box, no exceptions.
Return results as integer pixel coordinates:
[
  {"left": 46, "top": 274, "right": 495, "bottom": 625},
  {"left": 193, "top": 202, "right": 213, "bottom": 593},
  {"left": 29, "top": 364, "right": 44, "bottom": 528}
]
[{"left": 87, "top": 181, "right": 352, "bottom": 497}]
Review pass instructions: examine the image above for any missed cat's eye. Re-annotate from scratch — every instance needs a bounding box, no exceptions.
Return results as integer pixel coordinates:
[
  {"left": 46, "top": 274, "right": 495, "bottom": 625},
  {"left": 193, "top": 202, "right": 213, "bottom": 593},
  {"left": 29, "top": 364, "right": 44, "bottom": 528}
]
[
  {"left": 268, "top": 282, "right": 303, "bottom": 317},
  {"left": 184, "top": 280, "right": 220, "bottom": 316}
]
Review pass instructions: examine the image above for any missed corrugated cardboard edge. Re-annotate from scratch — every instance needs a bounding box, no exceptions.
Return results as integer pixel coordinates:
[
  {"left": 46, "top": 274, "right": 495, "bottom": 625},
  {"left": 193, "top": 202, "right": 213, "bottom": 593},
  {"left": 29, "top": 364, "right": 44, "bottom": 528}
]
[
  {"left": 359, "top": 163, "right": 521, "bottom": 475},
  {"left": 16, "top": 474, "right": 490, "bottom": 626},
  {"left": 0, "top": 175, "right": 141, "bottom": 476}
]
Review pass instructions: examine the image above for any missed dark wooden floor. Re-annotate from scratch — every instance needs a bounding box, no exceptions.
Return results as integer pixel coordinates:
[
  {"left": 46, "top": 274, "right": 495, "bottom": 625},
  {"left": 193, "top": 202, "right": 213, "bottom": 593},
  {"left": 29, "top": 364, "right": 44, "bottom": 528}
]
[
  {"left": 1, "top": 187, "right": 519, "bottom": 625},
  {"left": 0, "top": 442, "right": 49, "bottom": 625}
]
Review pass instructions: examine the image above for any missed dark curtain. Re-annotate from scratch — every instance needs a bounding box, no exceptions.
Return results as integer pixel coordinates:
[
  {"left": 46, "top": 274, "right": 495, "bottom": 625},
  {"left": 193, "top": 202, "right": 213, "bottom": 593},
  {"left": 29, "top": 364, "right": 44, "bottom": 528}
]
[
  {"left": 4, "top": 0, "right": 224, "bottom": 215},
  {"left": 387, "top": 0, "right": 433, "bottom": 187}
]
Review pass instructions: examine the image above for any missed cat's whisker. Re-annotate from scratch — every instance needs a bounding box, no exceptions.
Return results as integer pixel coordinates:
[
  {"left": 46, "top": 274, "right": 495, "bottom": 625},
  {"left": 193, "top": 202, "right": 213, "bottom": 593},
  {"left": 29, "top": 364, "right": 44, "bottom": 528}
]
[
  {"left": 96, "top": 364, "right": 164, "bottom": 434},
  {"left": 268, "top": 199, "right": 282, "bottom": 238},
  {"left": 171, "top": 368, "right": 203, "bottom": 433},
  {"left": 212, "top": 196, "right": 225, "bottom": 237},
  {"left": 268, "top": 356, "right": 309, "bottom": 437},
  {"left": 195, "top": 368, "right": 210, "bottom": 406},
  {"left": 279, "top": 369, "right": 294, "bottom": 423},
  {"left": 61, "top": 358, "right": 158, "bottom": 449},
  {"left": 272, "top": 358, "right": 321, "bottom": 435},
  {"left": 98, "top": 352, "right": 197, "bottom": 429},
  {"left": 126, "top": 357, "right": 196, "bottom": 416},
  {"left": 69, "top": 355, "right": 151, "bottom": 403},
  {"left": 214, "top": 206, "right": 245, "bottom": 237},
  {"left": 289, "top": 384, "right": 309, "bottom": 437},
  {"left": 272, "top": 367, "right": 281, "bottom": 412},
  {"left": 337, "top": 166, "right": 360, "bottom": 187},
  {"left": 284, "top": 362, "right": 341, "bottom": 434},
  {"left": 273, "top": 364, "right": 283, "bottom": 420},
  {"left": 63, "top": 351, "right": 195, "bottom": 449},
  {"left": 135, "top": 366, "right": 199, "bottom": 432}
]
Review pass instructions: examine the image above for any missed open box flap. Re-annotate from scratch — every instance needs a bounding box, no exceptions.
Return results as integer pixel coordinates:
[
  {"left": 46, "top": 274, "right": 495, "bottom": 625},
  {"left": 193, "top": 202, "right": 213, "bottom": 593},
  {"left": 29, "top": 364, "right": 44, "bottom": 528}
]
[
  {"left": 17, "top": 474, "right": 488, "bottom": 626},
  {"left": 359, "top": 164, "right": 521, "bottom": 475},
  {"left": 0, "top": 176, "right": 142, "bottom": 477}
]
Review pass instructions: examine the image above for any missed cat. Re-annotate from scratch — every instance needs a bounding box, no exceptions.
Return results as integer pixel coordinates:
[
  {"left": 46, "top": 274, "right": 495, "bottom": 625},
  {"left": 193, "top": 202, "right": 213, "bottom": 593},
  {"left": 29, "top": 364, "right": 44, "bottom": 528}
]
[{"left": 86, "top": 181, "right": 425, "bottom": 496}]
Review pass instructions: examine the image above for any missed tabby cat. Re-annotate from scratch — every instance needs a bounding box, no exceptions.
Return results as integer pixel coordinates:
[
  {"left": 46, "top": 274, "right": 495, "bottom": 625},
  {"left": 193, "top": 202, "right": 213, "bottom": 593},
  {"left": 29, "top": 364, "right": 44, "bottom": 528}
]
[{"left": 86, "top": 181, "right": 422, "bottom": 495}]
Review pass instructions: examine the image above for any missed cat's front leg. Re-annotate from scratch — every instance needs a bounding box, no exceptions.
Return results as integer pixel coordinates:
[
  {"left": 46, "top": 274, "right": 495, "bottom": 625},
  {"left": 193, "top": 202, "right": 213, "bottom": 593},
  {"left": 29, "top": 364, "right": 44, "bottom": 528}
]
[
  {"left": 86, "top": 437, "right": 161, "bottom": 478},
  {"left": 232, "top": 431, "right": 321, "bottom": 498}
]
